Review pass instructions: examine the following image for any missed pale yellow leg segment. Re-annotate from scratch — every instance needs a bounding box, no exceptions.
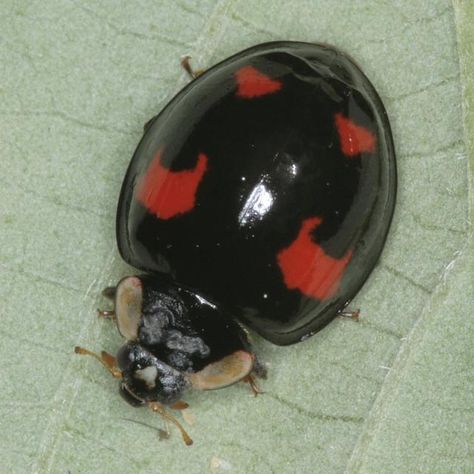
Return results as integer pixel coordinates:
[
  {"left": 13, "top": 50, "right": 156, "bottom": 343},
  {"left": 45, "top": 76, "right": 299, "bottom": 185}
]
[
  {"left": 243, "top": 374, "right": 264, "bottom": 397},
  {"left": 74, "top": 346, "right": 122, "bottom": 378},
  {"left": 338, "top": 308, "right": 360, "bottom": 321},
  {"left": 149, "top": 402, "right": 193, "bottom": 446},
  {"left": 170, "top": 400, "right": 189, "bottom": 410},
  {"left": 97, "top": 309, "right": 116, "bottom": 319},
  {"left": 180, "top": 55, "right": 204, "bottom": 79}
]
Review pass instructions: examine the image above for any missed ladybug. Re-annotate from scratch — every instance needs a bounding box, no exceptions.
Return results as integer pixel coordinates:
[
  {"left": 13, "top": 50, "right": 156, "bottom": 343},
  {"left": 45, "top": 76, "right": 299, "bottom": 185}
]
[{"left": 75, "top": 41, "right": 396, "bottom": 445}]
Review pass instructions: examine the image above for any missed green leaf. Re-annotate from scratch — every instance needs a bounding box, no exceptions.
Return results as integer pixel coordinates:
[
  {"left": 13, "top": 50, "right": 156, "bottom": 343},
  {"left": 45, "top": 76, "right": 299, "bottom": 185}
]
[{"left": 1, "top": 1, "right": 472, "bottom": 472}]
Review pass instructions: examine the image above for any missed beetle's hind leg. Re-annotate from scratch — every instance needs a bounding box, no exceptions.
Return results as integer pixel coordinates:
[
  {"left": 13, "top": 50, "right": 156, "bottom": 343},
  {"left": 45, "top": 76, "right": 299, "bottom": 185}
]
[
  {"left": 180, "top": 55, "right": 205, "bottom": 79},
  {"left": 243, "top": 355, "right": 267, "bottom": 396},
  {"left": 337, "top": 308, "right": 360, "bottom": 321},
  {"left": 243, "top": 374, "right": 265, "bottom": 397},
  {"left": 141, "top": 56, "right": 204, "bottom": 133}
]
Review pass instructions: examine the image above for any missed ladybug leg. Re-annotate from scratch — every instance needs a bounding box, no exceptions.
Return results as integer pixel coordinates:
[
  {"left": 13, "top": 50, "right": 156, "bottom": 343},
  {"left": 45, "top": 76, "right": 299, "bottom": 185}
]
[
  {"left": 241, "top": 352, "right": 266, "bottom": 395},
  {"left": 74, "top": 346, "right": 122, "bottom": 378},
  {"left": 180, "top": 55, "right": 204, "bottom": 79},
  {"left": 97, "top": 309, "right": 116, "bottom": 319},
  {"left": 337, "top": 308, "right": 360, "bottom": 321},
  {"left": 170, "top": 400, "right": 189, "bottom": 410},
  {"left": 148, "top": 401, "right": 193, "bottom": 446},
  {"left": 170, "top": 401, "right": 195, "bottom": 429},
  {"left": 122, "top": 417, "right": 170, "bottom": 441},
  {"left": 121, "top": 387, "right": 193, "bottom": 445},
  {"left": 243, "top": 374, "right": 264, "bottom": 397}
]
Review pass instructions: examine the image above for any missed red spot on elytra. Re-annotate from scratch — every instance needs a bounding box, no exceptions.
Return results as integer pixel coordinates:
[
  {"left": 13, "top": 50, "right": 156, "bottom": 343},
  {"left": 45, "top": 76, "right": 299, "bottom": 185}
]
[
  {"left": 335, "top": 113, "right": 376, "bottom": 157},
  {"left": 137, "top": 151, "right": 208, "bottom": 220},
  {"left": 235, "top": 66, "right": 282, "bottom": 99},
  {"left": 277, "top": 217, "right": 352, "bottom": 300}
]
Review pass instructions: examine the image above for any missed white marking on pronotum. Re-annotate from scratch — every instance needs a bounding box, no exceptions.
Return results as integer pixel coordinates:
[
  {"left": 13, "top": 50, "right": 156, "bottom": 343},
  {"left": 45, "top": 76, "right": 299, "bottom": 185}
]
[{"left": 135, "top": 366, "right": 158, "bottom": 389}]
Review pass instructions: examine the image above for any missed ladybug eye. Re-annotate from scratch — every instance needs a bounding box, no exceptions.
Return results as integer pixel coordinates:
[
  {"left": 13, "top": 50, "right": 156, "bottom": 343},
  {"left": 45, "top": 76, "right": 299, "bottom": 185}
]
[{"left": 115, "top": 276, "right": 143, "bottom": 340}]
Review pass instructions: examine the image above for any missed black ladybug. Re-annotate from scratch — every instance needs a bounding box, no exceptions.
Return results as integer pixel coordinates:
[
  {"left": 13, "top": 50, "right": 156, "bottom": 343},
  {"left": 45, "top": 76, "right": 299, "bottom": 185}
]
[{"left": 76, "top": 41, "right": 396, "bottom": 445}]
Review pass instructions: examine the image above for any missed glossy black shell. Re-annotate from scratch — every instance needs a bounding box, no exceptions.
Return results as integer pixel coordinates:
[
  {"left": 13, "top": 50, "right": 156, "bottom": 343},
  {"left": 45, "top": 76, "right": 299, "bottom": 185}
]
[{"left": 117, "top": 41, "right": 396, "bottom": 345}]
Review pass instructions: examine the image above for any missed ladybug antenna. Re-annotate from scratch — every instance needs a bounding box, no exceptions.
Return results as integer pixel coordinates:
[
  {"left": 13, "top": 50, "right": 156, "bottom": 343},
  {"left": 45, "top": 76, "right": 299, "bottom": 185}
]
[
  {"left": 149, "top": 401, "right": 193, "bottom": 446},
  {"left": 121, "top": 417, "right": 170, "bottom": 441},
  {"left": 122, "top": 384, "right": 193, "bottom": 446}
]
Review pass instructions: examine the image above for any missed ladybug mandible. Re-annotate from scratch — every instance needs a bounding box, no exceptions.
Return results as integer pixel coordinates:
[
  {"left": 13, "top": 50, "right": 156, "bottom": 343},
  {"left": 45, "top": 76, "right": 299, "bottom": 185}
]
[{"left": 76, "top": 41, "right": 397, "bottom": 445}]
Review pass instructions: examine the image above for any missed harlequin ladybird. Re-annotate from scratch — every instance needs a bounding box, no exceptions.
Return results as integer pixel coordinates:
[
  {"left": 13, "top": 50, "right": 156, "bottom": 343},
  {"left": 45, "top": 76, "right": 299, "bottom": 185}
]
[{"left": 76, "top": 41, "right": 396, "bottom": 445}]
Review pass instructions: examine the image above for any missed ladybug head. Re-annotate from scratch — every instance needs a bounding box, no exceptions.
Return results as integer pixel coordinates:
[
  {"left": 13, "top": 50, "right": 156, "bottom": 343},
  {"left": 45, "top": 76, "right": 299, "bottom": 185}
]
[
  {"left": 116, "top": 341, "right": 190, "bottom": 406},
  {"left": 108, "top": 276, "right": 255, "bottom": 406},
  {"left": 110, "top": 276, "right": 191, "bottom": 406}
]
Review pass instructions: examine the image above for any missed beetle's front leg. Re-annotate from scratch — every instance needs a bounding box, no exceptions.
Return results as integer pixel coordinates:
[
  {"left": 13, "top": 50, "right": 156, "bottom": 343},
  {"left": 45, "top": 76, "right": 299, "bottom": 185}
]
[
  {"left": 243, "top": 374, "right": 265, "bottom": 396},
  {"left": 148, "top": 401, "right": 193, "bottom": 446},
  {"left": 74, "top": 346, "right": 122, "bottom": 378}
]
